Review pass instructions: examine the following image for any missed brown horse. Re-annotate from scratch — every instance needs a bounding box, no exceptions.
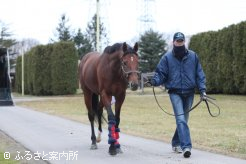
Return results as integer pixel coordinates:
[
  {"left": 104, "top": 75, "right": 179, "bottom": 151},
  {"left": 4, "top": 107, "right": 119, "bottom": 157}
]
[{"left": 79, "top": 42, "right": 139, "bottom": 155}]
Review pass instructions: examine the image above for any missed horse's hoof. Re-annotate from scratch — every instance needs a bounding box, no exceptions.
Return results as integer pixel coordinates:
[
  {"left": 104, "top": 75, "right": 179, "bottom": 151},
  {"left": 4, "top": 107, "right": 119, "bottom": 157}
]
[
  {"left": 116, "top": 147, "right": 123, "bottom": 154},
  {"left": 90, "top": 144, "right": 98, "bottom": 150},
  {"left": 108, "top": 146, "right": 117, "bottom": 156}
]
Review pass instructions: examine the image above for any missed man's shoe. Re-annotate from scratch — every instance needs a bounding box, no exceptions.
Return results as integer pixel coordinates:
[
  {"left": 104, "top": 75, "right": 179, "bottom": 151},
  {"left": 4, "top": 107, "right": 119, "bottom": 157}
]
[
  {"left": 172, "top": 146, "right": 182, "bottom": 153},
  {"left": 183, "top": 148, "right": 191, "bottom": 158}
]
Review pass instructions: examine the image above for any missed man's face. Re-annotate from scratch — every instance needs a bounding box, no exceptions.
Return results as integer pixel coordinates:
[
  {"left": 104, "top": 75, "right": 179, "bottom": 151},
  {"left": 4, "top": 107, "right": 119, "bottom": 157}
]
[{"left": 173, "top": 39, "right": 185, "bottom": 46}]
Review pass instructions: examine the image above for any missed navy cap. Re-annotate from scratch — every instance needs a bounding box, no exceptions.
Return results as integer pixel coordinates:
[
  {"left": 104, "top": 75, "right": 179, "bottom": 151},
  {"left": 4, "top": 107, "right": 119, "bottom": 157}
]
[{"left": 173, "top": 32, "right": 185, "bottom": 41}]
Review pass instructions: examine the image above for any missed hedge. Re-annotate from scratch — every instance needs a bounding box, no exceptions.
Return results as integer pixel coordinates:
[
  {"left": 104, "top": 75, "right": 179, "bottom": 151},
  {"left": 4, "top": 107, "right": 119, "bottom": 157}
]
[
  {"left": 189, "top": 21, "right": 246, "bottom": 94},
  {"left": 15, "top": 41, "right": 78, "bottom": 95}
]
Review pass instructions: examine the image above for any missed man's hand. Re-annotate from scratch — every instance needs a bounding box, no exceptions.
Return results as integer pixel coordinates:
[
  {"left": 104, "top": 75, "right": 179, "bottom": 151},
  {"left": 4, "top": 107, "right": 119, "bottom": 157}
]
[
  {"left": 145, "top": 79, "right": 156, "bottom": 87},
  {"left": 200, "top": 92, "right": 207, "bottom": 101},
  {"left": 145, "top": 80, "right": 152, "bottom": 87},
  {"left": 151, "top": 79, "right": 156, "bottom": 86}
]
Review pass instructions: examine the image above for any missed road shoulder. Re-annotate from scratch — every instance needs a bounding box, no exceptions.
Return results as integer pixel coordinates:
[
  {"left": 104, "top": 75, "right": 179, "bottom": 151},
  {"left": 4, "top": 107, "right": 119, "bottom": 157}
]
[{"left": 0, "top": 130, "right": 47, "bottom": 164}]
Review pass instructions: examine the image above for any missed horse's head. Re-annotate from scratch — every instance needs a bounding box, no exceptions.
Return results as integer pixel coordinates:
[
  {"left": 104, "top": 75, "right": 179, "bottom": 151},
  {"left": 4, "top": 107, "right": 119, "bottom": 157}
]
[{"left": 121, "top": 42, "right": 139, "bottom": 91}]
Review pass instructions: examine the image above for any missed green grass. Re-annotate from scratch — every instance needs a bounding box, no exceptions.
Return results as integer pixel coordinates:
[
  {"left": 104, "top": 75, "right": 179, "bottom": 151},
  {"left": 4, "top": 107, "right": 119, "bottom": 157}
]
[
  {"left": 0, "top": 132, "right": 19, "bottom": 164},
  {"left": 15, "top": 90, "right": 246, "bottom": 159},
  {"left": 0, "top": 152, "right": 17, "bottom": 164}
]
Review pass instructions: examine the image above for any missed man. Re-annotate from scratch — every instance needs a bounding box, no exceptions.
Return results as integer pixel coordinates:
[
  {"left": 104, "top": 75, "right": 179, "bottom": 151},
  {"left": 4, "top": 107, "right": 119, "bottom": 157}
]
[{"left": 150, "top": 32, "right": 206, "bottom": 158}]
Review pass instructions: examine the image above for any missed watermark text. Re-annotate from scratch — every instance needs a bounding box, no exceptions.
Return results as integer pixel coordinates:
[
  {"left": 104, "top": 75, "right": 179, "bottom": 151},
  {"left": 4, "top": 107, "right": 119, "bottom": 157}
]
[{"left": 3, "top": 151, "right": 78, "bottom": 161}]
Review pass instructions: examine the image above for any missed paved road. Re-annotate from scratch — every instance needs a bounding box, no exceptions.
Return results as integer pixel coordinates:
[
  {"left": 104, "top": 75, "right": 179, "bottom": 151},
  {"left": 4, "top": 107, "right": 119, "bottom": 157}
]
[{"left": 0, "top": 106, "right": 245, "bottom": 164}]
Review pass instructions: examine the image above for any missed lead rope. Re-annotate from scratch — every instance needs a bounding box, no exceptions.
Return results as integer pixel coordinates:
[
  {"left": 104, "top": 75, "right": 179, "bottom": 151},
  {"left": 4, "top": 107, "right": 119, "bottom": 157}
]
[{"left": 152, "top": 87, "right": 220, "bottom": 117}]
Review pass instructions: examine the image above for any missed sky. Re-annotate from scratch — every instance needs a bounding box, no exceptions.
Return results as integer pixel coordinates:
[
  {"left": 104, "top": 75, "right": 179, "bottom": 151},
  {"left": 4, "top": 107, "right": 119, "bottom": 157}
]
[{"left": 1, "top": 0, "right": 246, "bottom": 46}]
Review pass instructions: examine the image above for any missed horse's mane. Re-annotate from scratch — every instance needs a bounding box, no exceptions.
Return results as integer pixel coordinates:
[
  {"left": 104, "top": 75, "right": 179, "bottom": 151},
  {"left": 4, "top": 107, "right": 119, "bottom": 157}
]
[
  {"left": 103, "top": 43, "right": 137, "bottom": 55},
  {"left": 103, "top": 43, "right": 122, "bottom": 54}
]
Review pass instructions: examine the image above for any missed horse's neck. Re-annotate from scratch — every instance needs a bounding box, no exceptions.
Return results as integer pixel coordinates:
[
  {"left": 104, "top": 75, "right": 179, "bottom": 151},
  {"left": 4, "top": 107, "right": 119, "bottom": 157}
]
[
  {"left": 108, "top": 54, "right": 122, "bottom": 76},
  {"left": 98, "top": 54, "right": 128, "bottom": 91}
]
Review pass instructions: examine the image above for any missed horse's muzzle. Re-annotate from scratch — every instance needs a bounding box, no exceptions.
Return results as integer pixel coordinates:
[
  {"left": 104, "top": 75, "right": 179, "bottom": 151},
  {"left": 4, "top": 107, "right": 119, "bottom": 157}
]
[{"left": 129, "top": 82, "right": 138, "bottom": 91}]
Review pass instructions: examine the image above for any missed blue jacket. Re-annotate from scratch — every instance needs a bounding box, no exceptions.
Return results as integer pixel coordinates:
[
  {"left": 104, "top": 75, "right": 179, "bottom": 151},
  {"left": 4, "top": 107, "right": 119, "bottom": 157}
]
[{"left": 152, "top": 49, "right": 206, "bottom": 94}]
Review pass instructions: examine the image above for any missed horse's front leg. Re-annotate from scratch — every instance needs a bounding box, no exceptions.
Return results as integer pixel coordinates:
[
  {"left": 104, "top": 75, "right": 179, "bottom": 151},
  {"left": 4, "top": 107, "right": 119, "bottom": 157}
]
[
  {"left": 105, "top": 105, "right": 118, "bottom": 155},
  {"left": 102, "top": 94, "right": 117, "bottom": 155},
  {"left": 114, "top": 94, "right": 125, "bottom": 154}
]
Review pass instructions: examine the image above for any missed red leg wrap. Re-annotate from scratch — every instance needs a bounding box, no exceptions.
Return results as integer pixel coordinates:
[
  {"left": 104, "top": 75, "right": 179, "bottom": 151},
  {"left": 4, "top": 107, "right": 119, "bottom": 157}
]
[{"left": 115, "top": 132, "right": 119, "bottom": 139}]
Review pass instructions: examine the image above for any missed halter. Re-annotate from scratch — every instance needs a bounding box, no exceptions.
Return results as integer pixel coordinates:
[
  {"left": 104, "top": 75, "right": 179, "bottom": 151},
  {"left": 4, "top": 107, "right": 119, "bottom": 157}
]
[
  {"left": 120, "top": 53, "right": 140, "bottom": 79},
  {"left": 121, "top": 63, "right": 140, "bottom": 77}
]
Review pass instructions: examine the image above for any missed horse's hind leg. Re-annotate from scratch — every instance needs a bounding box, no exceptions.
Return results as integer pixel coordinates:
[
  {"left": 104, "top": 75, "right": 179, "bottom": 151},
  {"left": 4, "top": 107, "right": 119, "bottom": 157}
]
[
  {"left": 96, "top": 100, "right": 104, "bottom": 143},
  {"left": 88, "top": 112, "right": 97, "bottom": 149},
  {"left": 84, "top": 91, "right": 97, "bottom": 149}
]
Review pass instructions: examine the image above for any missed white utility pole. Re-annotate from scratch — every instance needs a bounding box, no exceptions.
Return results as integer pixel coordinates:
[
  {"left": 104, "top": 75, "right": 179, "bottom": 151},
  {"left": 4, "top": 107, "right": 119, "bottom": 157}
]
[
  {"left": 6, "top": 49, "right": 11, "bottom": 83},
  {"left": 21, "top": 49, "right": 24, "bottom": 96},
  {"left": 96, "top": 0, "right": 100, "bottom": 52}
]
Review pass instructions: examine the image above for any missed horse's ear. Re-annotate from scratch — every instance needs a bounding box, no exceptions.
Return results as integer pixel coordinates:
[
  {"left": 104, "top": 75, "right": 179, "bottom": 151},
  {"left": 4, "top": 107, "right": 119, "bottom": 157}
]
[
  {"left": 122, "top": 42, "right": 127, "bottom": 53},
  {"left": 133, "top": 42, "right": 138, "bottom": 52}
]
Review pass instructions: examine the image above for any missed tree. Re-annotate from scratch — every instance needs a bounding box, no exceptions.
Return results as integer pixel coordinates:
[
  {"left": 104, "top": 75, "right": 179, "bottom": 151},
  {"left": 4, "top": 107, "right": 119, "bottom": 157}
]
[
  {"left": 0, "top": 21, "right": 16, "bottom": 48},
  {"left": 10, "top": 38, "right": 40, "bottom": 71},
  {"left": 12, "top": 38, "right": 39, "bottom": 53},
  {"left": 85, "top": 14, "right": 109, "bottom": 51},
  {"left": 138, "top": 29, "right": 167, "bottom": 72},
  {"left": 73, "top": 28, "right": 92, "bottom": 58},
  {"left": 52, "top": 14, "right": 73, "bottom": 42}
]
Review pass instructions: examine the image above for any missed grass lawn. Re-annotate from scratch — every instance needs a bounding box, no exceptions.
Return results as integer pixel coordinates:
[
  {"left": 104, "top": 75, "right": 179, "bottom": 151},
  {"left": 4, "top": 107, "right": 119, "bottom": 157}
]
[
  {"left": 15, "top": 88, "right": 246, "bottom": 159},
  {"left": 0, "top": 152, "right": 17, "bottom": 164}
]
